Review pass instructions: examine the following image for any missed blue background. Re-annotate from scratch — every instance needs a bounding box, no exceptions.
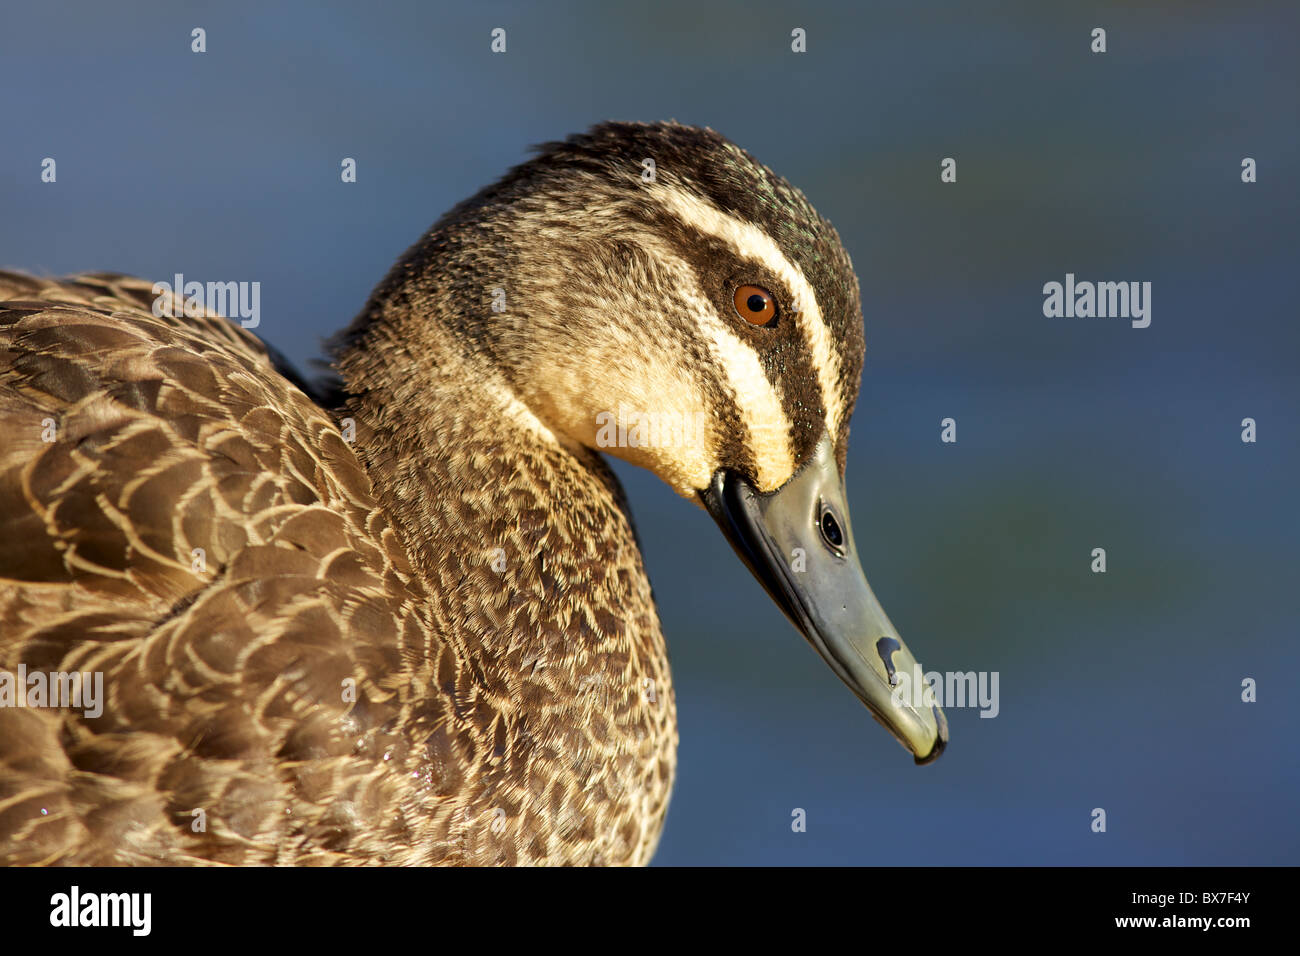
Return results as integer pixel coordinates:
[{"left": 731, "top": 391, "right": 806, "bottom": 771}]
[{"left": 2, "top": 1, "right": 1296, "bottom": 865}]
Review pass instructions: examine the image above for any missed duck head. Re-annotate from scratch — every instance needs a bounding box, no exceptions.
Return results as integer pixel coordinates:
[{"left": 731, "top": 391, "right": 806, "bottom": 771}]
[{"left": 365, "top": 121, "right": 947, "bottom": 764}]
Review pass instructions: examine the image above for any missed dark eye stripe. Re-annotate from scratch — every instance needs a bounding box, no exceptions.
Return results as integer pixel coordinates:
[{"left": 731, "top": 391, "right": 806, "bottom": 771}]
[{"left": 621, "top": 200, "right": 831, "bottom": 466}]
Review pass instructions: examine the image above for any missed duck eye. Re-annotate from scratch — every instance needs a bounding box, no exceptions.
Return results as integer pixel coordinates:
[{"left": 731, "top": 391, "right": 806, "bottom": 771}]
[{"left": 733, "top": 285, "right": 777, "bottom": 326}]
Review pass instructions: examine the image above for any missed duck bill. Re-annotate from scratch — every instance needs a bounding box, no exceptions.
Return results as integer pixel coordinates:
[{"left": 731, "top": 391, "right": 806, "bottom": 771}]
[{"left": 700, "top": 434, "right": 947, "bottom": 765}]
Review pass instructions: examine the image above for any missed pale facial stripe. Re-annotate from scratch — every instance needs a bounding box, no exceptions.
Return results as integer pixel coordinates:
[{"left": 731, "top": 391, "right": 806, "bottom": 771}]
[
  {"left": 644, "top": 184, "right": 846, "bottom": 439},
  {"left": 641, "top": 235, "right": 796, "bottom": 491}
]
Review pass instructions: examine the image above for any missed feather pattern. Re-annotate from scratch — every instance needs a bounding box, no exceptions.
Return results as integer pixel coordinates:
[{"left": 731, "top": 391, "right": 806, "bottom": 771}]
[
  {"left": 0, "top": 272, "right": 675, "bottom": 865},
  {"left": 0, "top": 121, "right": 866, "bottom": 865}
]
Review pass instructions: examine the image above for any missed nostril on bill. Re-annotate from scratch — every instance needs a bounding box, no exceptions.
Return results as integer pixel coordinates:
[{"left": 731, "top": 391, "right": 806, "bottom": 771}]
[{"left": 876, "top": 635, "right": 901, "bottom": 686}]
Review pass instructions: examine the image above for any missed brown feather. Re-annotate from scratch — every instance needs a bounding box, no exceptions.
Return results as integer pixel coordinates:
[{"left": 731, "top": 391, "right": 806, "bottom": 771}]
[{"left": 0, "top": 269, "right": 675, "bottom": 866}]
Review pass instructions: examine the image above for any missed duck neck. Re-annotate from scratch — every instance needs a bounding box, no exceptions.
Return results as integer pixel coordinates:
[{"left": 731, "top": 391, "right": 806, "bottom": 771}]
[{"left": 333, "top": 297, "right": 678, "bottom": 864}]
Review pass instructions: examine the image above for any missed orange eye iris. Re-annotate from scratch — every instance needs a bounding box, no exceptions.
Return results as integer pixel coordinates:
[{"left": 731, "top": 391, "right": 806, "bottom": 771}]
[{"left": 733, "top": 285, "right": 777, "bottom": 326}]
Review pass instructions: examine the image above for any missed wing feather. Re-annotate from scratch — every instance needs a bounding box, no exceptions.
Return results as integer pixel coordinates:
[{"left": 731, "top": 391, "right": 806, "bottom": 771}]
[{"left": 0, "top": 272, "right": 423, "bottom": 864}]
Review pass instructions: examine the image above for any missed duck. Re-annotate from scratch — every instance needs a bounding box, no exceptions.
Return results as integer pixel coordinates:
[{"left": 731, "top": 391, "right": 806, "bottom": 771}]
[{"left": 0, "top": 121, "right": 946, "bottom": 866}]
